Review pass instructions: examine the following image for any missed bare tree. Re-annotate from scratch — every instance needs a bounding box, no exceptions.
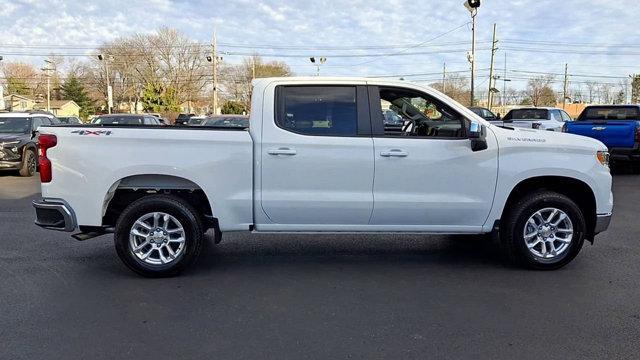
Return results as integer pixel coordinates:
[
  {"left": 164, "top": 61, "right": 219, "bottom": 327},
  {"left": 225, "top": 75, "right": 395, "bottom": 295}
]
[
  {"left": 1, "top": 61, "right": 41, "bottom": 96},
  {"left": 220, "top": 55, "right": 292, "bottom": 110},
  {"left": 525, "top": 75, "right": 556, "bottom": 106},
  {"left": 430, "top": 73, "right": 470, "bottom": 106}
]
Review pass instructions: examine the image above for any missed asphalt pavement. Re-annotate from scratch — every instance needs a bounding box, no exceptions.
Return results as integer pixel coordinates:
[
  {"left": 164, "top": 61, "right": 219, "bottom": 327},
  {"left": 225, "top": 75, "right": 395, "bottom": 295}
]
[{"left": 1, "top": 171, "right": 639, "bottom": 359}]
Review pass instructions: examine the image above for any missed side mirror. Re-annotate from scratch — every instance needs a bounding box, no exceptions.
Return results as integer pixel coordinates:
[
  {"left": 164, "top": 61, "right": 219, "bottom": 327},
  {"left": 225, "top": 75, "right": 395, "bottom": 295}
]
[{"left": 469, "top": 121, "right": 488, "bottom": 152}]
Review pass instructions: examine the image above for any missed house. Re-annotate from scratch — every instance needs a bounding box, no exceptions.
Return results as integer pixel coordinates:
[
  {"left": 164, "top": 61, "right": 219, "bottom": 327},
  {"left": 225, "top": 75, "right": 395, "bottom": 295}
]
[
  {"left": 34, "top": 100, "right": 80, "bottom": 117},
  {"left": 3, "top": 94, "right": 36, "bottom": 112}
]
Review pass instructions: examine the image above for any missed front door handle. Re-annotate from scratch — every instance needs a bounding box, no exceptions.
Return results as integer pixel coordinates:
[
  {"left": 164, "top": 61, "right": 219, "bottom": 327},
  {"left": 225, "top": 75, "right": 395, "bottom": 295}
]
[
  {"left": 380, "top": 149, "right": 408, "bottom": 157},
  {"left": 267, "top": 147, "right": 297, "bottom": 156}
]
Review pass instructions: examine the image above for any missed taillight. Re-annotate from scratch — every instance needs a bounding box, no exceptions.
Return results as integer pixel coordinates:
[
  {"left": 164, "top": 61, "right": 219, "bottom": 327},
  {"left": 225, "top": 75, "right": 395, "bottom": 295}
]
[{"left": 38, "top": 134, "right": 57, "bottom": 183}]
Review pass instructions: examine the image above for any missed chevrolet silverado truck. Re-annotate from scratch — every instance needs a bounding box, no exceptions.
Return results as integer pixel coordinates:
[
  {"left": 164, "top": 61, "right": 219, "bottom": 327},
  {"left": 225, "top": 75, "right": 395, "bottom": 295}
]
[
  {"left": 33, "top": 77, "right": 613, "bottom": 277},
  {"left": 565, "top": 105, "right": 640, "bottom": 166}
]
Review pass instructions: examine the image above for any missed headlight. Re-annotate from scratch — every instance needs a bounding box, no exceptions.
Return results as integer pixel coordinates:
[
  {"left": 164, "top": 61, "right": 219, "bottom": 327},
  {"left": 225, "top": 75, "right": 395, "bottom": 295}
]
[
  {"left": 596, "top": 150, "right": 610, "bottom": 167},
  {"left": 1, "top": 140, "right": 20, "bottom": 147}
]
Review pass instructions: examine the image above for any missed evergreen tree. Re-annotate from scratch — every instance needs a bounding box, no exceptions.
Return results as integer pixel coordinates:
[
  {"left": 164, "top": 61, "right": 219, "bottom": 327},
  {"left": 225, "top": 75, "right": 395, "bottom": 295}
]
[
  {"left": 60, "top": 75, "right": 95, "bottom": 121},
  {"left": 141, "top": 83, "right": 181, "bottom": 113}
]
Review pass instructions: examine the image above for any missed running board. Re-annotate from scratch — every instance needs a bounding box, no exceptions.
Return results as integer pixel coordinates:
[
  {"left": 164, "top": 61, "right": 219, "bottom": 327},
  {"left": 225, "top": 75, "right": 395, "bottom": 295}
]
[{"left": 72, "top": 226, "right": 114, "bottom": 241}]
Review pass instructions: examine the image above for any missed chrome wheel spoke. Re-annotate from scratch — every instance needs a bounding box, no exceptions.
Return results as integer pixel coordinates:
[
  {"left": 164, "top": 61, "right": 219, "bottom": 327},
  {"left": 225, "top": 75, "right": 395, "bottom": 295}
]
[
  {"left": 552, "top": 213, "right": 567, "bottom": 227},
  {"left": 132, "top": 240, "right": 150, "bottom": 252},
  {"left": 527, "top": 238, "right": 542, "bottom": 249},
  {"left": 135, "top": 220, "right": 152, "bottom": 231}
]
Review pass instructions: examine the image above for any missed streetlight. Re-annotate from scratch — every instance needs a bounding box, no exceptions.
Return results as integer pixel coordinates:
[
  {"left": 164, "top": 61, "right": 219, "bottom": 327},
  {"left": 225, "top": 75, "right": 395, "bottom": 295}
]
[
  {"left": 464, "top": 0, "right": 481, "bottom": 106},
  {"left": 310, "top": 57, "right": 326, "bottom": 76},
  {"left": 98, "top": 54, "right": 113, "bottom": 114}
]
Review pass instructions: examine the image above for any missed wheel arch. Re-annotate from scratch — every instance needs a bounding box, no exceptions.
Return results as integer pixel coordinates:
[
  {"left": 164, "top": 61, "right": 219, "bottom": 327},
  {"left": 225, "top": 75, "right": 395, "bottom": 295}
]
[
  {"left": 500, "top": 176, "right": 597, "bottom": 240},
  {"left": 102, "top": 174, "right": 216, "bottom": 230}
]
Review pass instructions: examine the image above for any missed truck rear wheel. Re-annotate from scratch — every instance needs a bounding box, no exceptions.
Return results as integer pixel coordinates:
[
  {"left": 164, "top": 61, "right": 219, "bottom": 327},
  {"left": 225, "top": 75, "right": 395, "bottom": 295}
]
[
  {"left": 501, "top": 191, "right": 586, "bottom": 270},
  {"left": 114, "top": 195, "right": 204, "bottom": 277}
]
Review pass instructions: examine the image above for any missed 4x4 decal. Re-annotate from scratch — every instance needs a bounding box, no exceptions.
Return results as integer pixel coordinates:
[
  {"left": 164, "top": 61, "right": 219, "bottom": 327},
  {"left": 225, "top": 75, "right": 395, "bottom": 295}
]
[{"left": 71, "top": 130, "right": 113, "bottom": 136}]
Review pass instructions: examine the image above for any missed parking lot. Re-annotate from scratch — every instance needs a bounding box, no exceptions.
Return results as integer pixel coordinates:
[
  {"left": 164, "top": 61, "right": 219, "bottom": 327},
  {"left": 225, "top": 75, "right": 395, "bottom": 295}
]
[{"left": 1, "top": 171, "right": 639, "bottom": 359}]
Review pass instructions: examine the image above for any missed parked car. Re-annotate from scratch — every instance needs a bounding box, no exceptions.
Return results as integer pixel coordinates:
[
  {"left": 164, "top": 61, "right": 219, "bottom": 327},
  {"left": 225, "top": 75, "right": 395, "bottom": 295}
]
[
  {"left": 0, "top": 112, "right": 59, "bottom": 177},
  {"left": 500, "top": 107, "right": 573, "bottom": 131},
  {"left": 187, "top": 116, "right": 206, "bottom": 126},
  {"left": 33, "top": 77, "right": 612, "bottom": 277},
  {"left": 175, "top": 113, "right": 195, "bottom": 125},
  {"left": 58, "top": 116, "right": 82, "bottom": 125},
  {"left": 201, "top": 115, "right": 249, "bottom": 128},
  {"left": 468, "top": 107, "right": 499, "bottom": 122},
  {"left": 93, "top": 114, "right": 163, "bottom": 126},
  {"left": 564, "top": 105, "right": 640, "bottom": 165}
]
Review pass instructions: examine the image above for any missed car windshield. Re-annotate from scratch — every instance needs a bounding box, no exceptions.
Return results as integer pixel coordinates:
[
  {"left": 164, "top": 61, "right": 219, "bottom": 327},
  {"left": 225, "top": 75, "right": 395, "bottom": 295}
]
[
  {"left": 579, "top": 107, "right": 640, "bottom": 121},
  {"left": 203, "top": 117, "right": 249, "bottom": 127},
  {"left": 58, "top": 117, "right": 79, "bottom": 124},
  {"left": 504, "top": 109, "right": 549, "bottom": 121},
  {"left": 0, "top": 118, "right": 31, "bottom": 133},
  {"left": 188, "top": 117, "right": 205, "bottom": 125},
  {"left": 94, "top": 116, "right": 144, "bottom": 125}
]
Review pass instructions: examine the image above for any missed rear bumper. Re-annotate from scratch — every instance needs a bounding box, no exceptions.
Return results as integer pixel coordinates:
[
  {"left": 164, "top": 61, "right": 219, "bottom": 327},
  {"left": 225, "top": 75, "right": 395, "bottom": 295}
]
[
  {"left": 33, "top": 199, "right": 77, "bottom": 232},
  {"left": 594, "top": 213, "right": 612, "bottom": 235},
  {"left": 609, "top": 145, "right": 640, "bottom": 160}
]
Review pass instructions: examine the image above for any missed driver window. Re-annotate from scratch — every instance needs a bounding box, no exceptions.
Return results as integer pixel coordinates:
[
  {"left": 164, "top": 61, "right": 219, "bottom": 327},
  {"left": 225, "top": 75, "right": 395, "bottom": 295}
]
[{"left": 378, "top": 87, "right": 465, "bottom": 138}]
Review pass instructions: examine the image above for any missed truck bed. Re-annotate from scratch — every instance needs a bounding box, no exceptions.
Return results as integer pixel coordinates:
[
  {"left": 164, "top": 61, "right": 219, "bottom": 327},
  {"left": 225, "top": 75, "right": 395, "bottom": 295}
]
[{"left": 38, "top": 125, "right": 254, "bottom": 231}]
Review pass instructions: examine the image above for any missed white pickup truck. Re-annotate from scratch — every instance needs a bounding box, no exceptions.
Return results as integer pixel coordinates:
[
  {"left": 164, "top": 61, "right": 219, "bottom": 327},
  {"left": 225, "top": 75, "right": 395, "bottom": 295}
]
[{"left": 33, "top": 77, "right": 613, "bottom": 277}]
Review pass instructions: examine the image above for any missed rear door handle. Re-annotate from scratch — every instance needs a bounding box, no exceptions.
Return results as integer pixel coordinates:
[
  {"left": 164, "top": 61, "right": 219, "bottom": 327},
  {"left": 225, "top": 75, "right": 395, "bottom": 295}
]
[
  {"left": 380, "top": 149, "right": 408, "bottom": 157},
  {"left": 267, "top": 147, "right": 297, "bottom": 156}
]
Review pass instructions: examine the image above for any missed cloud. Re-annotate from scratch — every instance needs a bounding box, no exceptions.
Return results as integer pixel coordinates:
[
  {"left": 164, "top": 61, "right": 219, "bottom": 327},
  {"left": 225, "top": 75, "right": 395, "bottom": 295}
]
[{"left": 0, "top": 0, "right": 638, "bottom": 91}]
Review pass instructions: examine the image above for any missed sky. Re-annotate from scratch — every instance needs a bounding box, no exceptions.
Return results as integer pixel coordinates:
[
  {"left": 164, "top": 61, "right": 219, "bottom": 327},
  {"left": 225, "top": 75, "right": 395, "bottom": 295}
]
[{"left": 0, "top": 0, "right": 639, "bottom": 94}]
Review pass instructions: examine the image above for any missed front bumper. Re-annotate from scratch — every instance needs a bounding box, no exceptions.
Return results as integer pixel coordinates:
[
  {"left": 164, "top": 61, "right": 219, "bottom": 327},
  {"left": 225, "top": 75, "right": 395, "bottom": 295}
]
[
  {"left": 33, "top": 199, "right": 77, "bottom": 232},
  {"left": 594, "top": 213, "right": 612, "bottom": 235},
  {"left": 0, "top": 160, "right": 21, "bottom": 170}
]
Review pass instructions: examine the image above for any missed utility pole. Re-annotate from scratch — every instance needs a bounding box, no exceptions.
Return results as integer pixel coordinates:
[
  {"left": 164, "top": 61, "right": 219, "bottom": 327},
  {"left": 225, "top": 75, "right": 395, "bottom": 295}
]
[
  {"left": 487, "top": 23, "right": 498, "bottom": 111},
  {"left": 470, "top": 9, "right": 477, "bottom": 106},
  {"left": 502, "top": 52, "right": 507, "bottom": 106},
  {"left": 212, "top": 30, "right": 219, "bottom": 115},
  {"left": 442, "top": 62, "right": 446, "bottom": 93},
  {"left": 42, "top": 60, "right": 54, "bottom": 113},
  {"left": 563, "top": 63, "right": 569, "bottom": 109}
]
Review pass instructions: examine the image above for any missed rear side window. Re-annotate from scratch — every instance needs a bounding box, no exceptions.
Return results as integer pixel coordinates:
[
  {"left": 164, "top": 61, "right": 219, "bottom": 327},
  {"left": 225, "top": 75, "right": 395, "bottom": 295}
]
[
  {"left": 276, "top": 86, "right": 358, "bottom": 136},
  {"left": 579, "top": 107, "right": 640, "bottom": 121}
]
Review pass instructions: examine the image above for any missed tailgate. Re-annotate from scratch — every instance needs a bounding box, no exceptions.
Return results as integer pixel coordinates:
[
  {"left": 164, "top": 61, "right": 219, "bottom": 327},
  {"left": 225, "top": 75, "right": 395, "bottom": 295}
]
[{"left": 567, "top": 121, "right": 636, "bottom": 148}]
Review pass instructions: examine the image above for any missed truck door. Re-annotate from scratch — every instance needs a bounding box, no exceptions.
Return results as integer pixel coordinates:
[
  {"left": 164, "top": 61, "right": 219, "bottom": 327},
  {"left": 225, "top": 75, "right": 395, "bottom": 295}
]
[
  {"left": 367, "top": 85, "right": 498, "bottom": 230},
  {"left": 260, "top": 85, "right": 374, "bottom": 228}
]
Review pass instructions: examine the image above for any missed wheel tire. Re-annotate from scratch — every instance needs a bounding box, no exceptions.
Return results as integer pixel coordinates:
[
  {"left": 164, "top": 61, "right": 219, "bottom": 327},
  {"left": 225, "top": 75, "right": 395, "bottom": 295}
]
[
  {"left": 501, "top": 191, "right": 586, "bottom": 270},
  {"left": 19, "top": 149, "right": 36, "bottom": 177},
  {"left": 114, "top": 195, "right": 204, "bottom": 277}
]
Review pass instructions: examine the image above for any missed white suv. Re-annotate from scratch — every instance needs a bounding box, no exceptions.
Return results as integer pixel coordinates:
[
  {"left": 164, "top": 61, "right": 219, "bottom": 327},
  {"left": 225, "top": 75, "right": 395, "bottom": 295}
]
[{"left": 500, "top": 107, "right": 573, "bottom": 131}]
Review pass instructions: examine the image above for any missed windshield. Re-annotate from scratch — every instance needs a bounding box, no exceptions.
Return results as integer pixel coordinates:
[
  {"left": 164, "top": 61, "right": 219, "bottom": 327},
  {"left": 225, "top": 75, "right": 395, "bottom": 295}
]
[
  {"left": 504, "top": 109, "right": 549, "bottom": 121},
  {"left": 188, "top": 117, "right": 204, "bottom": 125},
  {"left": 579, "top": 106, "right": 640, "bottom": 121},
  {"left": 94, "top": 116, "right": 144, "bottom": 125},
  {"left": 0, "top": 118, "right": 31, "bottom": 134},
  {"left": 203, "top": 117, "right": 249, "bottom": 127}
]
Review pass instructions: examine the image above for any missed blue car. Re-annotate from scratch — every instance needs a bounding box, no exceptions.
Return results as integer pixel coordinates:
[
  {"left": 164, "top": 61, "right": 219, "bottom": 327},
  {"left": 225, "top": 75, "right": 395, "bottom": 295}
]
[{"left": 565, "top": 105, "right": 640, "bottom": 165}]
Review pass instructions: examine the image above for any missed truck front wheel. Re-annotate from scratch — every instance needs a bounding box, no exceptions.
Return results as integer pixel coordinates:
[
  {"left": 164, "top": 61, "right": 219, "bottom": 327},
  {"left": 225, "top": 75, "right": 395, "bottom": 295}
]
[
  {"left": 114, "top": 195, "right": 204, "bottom": 277},
  {"left": 501, "top": 191, "right": 586, "bottom": 270}
]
